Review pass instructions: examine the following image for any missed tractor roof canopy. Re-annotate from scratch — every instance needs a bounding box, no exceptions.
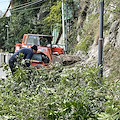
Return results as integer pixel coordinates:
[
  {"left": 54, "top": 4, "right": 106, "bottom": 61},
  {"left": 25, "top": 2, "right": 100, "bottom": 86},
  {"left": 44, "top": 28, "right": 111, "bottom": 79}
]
[{"left": 24, "top": 34, "right": 53, "bottom": 46}]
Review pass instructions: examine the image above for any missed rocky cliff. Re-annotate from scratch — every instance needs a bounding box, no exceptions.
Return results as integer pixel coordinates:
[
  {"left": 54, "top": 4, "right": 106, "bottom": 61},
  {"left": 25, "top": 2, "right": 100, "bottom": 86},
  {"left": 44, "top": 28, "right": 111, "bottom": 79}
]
[{"left": 71, "top": 0, "right": 120, "bottom": 79}]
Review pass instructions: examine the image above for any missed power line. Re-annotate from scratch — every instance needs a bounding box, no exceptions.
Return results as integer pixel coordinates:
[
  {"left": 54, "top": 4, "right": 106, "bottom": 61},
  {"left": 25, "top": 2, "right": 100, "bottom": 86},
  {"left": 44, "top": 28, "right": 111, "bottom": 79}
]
[
  {"left": 12, "top": 0, "right": 38, "bottom": 9},
  {"left": 9, "top": 0, "right": 120, "bottom": 17},
  {"left": 9, "top": 0, "right": 80, "bottom": 14},
  {"left": 11, "top": 0, "right": 44, "bottom": 12},
  {"left": 11, "top": 6, "right": 41, "bottom": 13}
]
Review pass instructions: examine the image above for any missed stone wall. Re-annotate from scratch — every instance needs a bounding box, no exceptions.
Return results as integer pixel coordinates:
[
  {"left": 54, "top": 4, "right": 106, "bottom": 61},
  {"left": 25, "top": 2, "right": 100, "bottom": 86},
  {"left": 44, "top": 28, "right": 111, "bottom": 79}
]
[
  {"left": 109, "top": 20, "right": 120, "bottom": 48},
  {"left": 0, "top": 53, "right": 13, "bottom": 66}
]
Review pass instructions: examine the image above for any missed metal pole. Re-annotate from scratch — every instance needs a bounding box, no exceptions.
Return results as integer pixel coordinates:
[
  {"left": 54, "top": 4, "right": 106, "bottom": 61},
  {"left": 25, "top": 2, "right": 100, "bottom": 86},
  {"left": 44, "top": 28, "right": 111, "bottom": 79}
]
[
  {"left": 98, "top": 0, "right": 104, "bottom": 80},
  {"left": 5, "top": 25, "right": 9, "bottom": 43},
  {"left": 7, "top": 27, "right": 9, "bottom": 42},
  {"left": 65, "top": 0, "right": 68, "bottom": 53},
  {"left": 62, "top": 0, "right": 65, "bottom": 51}
]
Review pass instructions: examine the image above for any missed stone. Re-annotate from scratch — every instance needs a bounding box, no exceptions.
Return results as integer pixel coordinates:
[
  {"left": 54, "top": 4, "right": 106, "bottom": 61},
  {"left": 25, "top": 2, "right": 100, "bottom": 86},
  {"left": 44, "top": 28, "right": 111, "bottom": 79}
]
[{"left": 109, "top": 20, "right": 120, "bottom": 48}]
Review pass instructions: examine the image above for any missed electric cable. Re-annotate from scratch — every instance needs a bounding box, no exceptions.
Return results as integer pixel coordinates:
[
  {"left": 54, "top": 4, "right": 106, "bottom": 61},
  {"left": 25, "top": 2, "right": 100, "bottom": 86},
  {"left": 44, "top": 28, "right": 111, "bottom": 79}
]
[
  {"left": 12, "top": 0, "right": 39, "bottom": 9},
  {"left": 11, "top": 6, "right": 41, "bottom": 13},
  {"left": 2, "top": 0, "right": 44, "bottom": 15},
  {"left": 8, "top": 0, "right": 120, "bottom": 16},
  {"left": 10, "top": 0, "right": 79, "bottom": 14},
  {"left": 11, "top": 0, "right": 44, "bottom": 12}
]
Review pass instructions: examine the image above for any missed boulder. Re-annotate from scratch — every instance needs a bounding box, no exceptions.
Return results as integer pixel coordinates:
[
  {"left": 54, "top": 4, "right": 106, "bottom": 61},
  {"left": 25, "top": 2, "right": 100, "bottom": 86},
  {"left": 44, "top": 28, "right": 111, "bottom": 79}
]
[{"left": 109, "top": 20, "right": 120, "bottom": 48}]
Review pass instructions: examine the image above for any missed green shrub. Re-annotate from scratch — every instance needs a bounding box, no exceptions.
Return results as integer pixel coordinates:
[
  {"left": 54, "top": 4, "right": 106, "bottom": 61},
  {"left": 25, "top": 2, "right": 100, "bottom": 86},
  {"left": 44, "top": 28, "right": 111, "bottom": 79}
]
[{"left": 0, "top": 56, "right": 120, "bottom": 119}]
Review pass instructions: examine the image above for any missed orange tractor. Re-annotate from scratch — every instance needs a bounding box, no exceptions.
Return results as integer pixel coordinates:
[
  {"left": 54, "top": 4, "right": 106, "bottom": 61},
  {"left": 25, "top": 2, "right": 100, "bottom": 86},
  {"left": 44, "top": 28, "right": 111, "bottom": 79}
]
[{"left": 15, "top": 34, "right": 65, "bottom": 68}]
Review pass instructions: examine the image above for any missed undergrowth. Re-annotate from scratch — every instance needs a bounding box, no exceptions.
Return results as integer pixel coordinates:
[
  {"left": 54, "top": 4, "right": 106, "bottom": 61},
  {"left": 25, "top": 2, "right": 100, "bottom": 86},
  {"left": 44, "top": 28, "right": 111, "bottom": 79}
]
[{"left": 0, "top": 55, "right": 120, "bottom": 119}]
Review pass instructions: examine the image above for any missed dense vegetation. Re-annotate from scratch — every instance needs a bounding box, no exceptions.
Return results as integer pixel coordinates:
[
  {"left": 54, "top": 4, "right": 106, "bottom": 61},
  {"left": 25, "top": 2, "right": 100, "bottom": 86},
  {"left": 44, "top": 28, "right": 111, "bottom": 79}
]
[
  {"left": 0, "top": 0, "right": 120, "bottom": 52},
  {"left": 0, "top": 0, "right": 79, "bottom": 52},
  {"left": 0, "top": 0, "right": 120, "bottom": 119},
  {"left": 0, "top": 0, "right": 52, "bottom": 52},
  {"left": 0, "top": 56, "right": 119, "bottom": 119}
]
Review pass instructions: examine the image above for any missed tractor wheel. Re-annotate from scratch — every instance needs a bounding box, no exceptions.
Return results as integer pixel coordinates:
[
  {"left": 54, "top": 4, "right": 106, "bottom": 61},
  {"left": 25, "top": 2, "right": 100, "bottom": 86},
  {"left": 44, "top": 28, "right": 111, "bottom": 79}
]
[{"left": 34, "top": 64, "right": 44, "bottom": 69}]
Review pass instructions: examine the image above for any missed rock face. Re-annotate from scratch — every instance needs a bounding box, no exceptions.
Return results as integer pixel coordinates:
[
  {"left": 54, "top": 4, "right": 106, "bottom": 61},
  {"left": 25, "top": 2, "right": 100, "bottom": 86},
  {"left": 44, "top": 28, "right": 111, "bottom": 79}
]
[{"left": 109, "top": 20, "right": 120, "bottom": 48}]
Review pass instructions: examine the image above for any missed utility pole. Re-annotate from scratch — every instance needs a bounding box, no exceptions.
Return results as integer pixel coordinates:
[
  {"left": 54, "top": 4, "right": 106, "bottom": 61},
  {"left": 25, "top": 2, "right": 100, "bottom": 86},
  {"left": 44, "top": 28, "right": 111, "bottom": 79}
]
[
  {"left": 62, "top": 0, "right": 65, "bottom": 51},
  {"left": 98, "top": 0, "right": 104, "bottom": 81},
  {"left": 65, "top": 0, "right": 68, "bottom": 53},
  {"left": 5, "top": 25, "right": 9, "bottom": 43}
]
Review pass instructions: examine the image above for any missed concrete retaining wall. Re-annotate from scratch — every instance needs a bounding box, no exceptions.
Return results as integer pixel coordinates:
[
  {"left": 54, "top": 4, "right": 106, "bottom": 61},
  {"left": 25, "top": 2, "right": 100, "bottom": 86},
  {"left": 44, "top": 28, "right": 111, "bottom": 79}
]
[{"left": 0, "top": 53, "right": 13, "bottom": 66}]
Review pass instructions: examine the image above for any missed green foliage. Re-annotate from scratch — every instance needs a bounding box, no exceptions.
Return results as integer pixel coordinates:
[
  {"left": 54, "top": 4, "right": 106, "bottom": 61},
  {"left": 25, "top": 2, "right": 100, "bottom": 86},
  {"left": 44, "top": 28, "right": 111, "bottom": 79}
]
[
  {"left": 97, "top": 78, "right": 120, "bottom": 120},
  {"left": 0, "top": 17, "right": 10, "bottom": 51},
  {"left": 76, "top": 35, "right": 93, "bottom": 54},
  {"left": 67, "top": 23, "right": 78, "bottom": 53},
  {"left": 0, "top": 0, "right": 56, "bottom": 52},
  {"left": 10, "top": 10, "right": 37, "bottom": 41},
  {"left": 1, "top": 55, "right": 120, "bottom": 119},
  {"left": 43, "top": 1, "right": 62, "bottom": 30}
]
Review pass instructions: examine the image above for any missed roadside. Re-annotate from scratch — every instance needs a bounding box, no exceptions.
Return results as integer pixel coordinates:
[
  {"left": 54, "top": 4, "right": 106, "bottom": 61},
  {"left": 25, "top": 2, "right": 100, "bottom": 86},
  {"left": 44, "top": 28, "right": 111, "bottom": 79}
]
[{"left": 0, "top": 67, "right": 6, "bottom": 79}]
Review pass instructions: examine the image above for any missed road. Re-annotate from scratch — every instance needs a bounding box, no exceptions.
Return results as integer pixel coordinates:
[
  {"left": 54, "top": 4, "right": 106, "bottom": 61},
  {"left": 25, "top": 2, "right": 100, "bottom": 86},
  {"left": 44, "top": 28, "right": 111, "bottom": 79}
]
[{"left": 0, "top": 67, "right": 6, "bottom": 79}]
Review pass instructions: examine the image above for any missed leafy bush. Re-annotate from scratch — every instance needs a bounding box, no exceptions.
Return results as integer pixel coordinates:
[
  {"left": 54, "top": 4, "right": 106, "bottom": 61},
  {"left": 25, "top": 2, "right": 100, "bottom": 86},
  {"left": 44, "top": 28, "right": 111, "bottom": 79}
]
[{"left": 0, "top": 56, "right": 120, "bottom": 119}]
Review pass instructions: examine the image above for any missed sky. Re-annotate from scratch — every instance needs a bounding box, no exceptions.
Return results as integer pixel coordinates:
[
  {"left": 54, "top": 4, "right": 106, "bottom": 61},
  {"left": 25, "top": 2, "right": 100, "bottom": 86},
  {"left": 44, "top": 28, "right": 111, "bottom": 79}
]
[{"left": 0, "top": 0, "right": 11, "bottom": 16}]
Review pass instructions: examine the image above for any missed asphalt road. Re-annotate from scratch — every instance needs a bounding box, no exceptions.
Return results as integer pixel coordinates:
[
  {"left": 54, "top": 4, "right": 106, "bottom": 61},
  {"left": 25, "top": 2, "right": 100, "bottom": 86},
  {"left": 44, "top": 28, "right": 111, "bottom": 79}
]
[{"left": 0, "top": 67, "right": 6, "bottom": 79}]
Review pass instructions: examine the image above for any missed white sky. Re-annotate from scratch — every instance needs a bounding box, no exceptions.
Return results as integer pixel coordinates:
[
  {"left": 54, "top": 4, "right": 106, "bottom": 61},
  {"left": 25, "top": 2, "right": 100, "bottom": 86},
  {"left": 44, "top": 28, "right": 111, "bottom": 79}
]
[{"left": 0, "top": 0, "right": 11, "bottom": 16}]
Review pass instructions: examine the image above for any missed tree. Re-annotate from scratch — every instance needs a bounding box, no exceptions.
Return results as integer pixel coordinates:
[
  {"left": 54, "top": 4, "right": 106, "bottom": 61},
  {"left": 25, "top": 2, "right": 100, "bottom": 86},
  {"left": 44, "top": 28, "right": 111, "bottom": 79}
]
[{"left": 0, "top": 17, "right": 10, "bottom": 51}]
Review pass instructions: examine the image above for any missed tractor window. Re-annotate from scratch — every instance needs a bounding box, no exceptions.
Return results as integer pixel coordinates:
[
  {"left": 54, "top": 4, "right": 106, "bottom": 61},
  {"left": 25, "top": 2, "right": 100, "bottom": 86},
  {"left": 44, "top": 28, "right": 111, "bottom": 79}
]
[
  {"left": 32, "top": 53, "right": 50, "bottom": 63},
  {"left": 32, "top": 53, "right": 42, "bottom": 61},
  {"left": 27, "top": 35, "right": 40, "bottom": 46},
  {"left": 40, "top": 38, "right": 50, "bottom": 46}
]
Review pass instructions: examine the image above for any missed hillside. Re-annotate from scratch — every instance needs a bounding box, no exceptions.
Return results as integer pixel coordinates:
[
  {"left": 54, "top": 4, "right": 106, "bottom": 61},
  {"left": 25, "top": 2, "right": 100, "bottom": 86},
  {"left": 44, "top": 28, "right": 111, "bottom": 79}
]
[{"left": 77, "top": 0, "right": 120, "bottom": 80}]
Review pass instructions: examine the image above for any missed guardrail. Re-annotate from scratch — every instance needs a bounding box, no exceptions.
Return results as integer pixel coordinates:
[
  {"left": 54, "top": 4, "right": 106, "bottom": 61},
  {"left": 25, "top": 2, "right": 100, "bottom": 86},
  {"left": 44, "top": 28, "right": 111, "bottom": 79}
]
[{"left": 0, "top": 53, "right": 13, "bottom": 66}]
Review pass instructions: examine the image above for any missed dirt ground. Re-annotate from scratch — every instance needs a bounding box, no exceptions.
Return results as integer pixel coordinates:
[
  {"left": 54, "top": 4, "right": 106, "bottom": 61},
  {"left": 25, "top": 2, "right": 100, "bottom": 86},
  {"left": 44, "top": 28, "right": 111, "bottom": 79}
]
[{"left": 52, "top": 54, "right": 81, "bottom": 66}]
